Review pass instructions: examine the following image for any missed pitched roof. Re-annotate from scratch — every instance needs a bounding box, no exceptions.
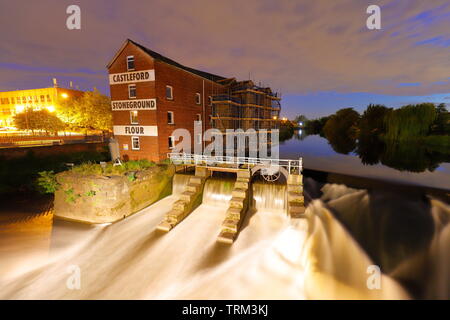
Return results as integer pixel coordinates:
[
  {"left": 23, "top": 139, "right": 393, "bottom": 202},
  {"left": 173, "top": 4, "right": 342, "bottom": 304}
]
[{"left": 107, "top": 39, "right": 226, "bottom": 83}]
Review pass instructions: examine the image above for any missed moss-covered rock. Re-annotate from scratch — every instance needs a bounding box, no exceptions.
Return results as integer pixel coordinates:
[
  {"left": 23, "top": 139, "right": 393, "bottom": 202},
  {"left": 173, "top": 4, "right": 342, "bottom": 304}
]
[{"left": 54, "top": 164, "right": 175, "bottom": 224}]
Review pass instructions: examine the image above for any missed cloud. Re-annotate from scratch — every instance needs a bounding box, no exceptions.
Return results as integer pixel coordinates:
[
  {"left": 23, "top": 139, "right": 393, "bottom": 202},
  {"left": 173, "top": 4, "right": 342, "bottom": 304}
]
[{"left": 0, "top": 0, "right": 449, "bottom": 97}]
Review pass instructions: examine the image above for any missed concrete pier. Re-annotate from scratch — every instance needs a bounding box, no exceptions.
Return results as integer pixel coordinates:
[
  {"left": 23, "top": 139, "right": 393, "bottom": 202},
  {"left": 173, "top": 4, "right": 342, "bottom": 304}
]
[
  {"left": 287, "top": 174, "right": 305, "bottom": 218},
  {"left": 156, "top": 167, "right": 209, "bottom": 232},
  {"left": 217, "top": 170, "right": 251, "bottom": 244}
]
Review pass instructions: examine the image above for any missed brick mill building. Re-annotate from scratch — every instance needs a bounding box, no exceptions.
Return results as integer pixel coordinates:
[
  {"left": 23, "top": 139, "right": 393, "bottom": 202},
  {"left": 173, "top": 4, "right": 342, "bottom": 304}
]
[{"left": 107, "top": 39, "right": 281, "bottom": 162}]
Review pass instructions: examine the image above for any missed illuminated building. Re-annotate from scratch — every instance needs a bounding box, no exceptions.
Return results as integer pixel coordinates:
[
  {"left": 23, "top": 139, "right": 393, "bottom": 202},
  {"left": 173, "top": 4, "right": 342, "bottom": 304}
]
[
  {"left": 108, "top": 39, "right": 281, "bottom": 161},
  {"left": 0, "top": 80, "right": 84, "bottom": 127}
]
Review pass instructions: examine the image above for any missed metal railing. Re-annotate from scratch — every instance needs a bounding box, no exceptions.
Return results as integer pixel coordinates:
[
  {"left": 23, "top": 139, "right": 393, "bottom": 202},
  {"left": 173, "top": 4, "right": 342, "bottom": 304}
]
[
  {"left": 0, "top": 134, "right": 108, "bottom": 149},
  {"left": 167, "top": 152, "right": 302, "bottom": 174}
]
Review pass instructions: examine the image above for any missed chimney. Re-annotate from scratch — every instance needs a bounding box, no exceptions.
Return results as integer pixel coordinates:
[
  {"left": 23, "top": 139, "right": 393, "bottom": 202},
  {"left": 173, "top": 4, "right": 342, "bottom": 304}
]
[
  {"left": 69, "top": 81, "right": 73, "bottom": 88},
  {"left": 52, "top": 78, "right": 58, "bottom": 88}
]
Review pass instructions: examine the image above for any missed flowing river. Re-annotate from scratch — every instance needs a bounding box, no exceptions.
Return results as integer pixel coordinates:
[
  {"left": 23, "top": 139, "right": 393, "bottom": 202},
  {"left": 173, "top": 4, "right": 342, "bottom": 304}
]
[{"left": 2, "top": 172, "right": 448, "bottom": 299}]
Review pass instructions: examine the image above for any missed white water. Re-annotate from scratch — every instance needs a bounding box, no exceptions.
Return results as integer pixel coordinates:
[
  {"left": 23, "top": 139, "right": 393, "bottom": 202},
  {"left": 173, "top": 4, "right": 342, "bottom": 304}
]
[
  {"left": 1, "top": 174, "right": 447, "bottom": 299},
  {"left": 252, "top": 182, "right": 287, "bottom": 212},
  {"left": 172, "top": 173, "right": 192, "bottom": 195}
]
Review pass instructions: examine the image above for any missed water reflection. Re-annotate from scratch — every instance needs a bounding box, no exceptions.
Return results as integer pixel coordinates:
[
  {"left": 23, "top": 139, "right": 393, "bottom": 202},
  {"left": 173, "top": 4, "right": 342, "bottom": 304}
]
[
  {"left": 279, "top": 135, "right": 450, "bottom": 190},
  {"left": 288, "top": 128, "right": 450, "bottom": 174}
]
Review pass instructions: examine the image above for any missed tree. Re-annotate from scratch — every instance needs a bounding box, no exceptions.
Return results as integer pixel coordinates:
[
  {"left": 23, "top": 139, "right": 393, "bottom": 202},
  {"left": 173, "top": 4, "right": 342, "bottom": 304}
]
[
  {"left": 323, "top": 108, "right": 360, "bottom": 154},
  {"left": 323, "top": 108, "right": 360, "bottom": 138},
  {"left": 279, "top": 120, "right": 295, "bottom": 141},
  {"left": 294, "top": 114, "right": 308, "bottom": 125},
  {"left": 354, "top": 104, "right": 391, "bottom": 165},
  {"left": 384, "top": 103, "right": 436, "bottom": 141},
  {"left": 436, "top": 103, "right": 448, "bottom": 114},
  {"left": 59, "top": 89, "right": 112, "bottom": 132},
  {"left": 304, "top": 116, "right": 329, "bottom": 135},
  {"left": 359, "top": 104, "right": 391, "bottom": 136},
  {"left": 13, "top": 109, "right": 65, "bottom": 134},
  {"left": 432, "top": 103, "right": 450, "bottom": 135}
]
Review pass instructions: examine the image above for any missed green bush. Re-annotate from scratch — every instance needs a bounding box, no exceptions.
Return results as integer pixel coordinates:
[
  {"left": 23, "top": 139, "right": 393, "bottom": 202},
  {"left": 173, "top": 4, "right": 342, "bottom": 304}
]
[
  {"left": 35, "top": 171, "right": 60, "bottom": 194},
  {"left": 71, "top": 160, "right": 157, "bottom": 176},
  {"left": 127, "top": 172, "right": 137, "bottom": 182},
  {"left": 123, "top": 159, "right": 155, "bottom": 171},
  {"left": 71, "top": 162, "right": 104, "bottom": 175},
  {"left": 0, "top": 150, "right": 110, "bottom": 196}
]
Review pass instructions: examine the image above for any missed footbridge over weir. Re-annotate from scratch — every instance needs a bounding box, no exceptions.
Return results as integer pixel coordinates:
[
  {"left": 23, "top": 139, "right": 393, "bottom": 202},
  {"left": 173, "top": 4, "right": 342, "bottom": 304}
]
[{"left": 156, "top": 153, "right": 305, "bottom": 244}]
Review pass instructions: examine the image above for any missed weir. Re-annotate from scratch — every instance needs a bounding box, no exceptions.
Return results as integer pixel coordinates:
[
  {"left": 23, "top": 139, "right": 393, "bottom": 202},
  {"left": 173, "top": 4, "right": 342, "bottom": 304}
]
[
  {"left": 156, "top": 153, "right": 305, "bottom": 243},
  {"left": 156, "top": 167, "right": 209, "bottom": 232},
  {"left": 218, "top": 170, "right": 251, "bottom": 244}
]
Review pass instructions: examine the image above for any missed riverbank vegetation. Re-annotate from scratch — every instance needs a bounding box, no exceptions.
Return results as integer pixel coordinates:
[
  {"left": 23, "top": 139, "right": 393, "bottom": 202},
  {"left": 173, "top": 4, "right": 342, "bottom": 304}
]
[
  {"left": 70, "top": 159, "right": 157, "bottom": 176},
  {"left": 279, "top": 119, "right": 296, "bottom": 141},
  {"left": 0, "top": 148, "right": 110, "bottom": 195},
  {"left": 295, "top": 103, "right": 450, "bottom": 172},
  {"left": 36, "top": 159, "right": 173, "bottom": 195},
  {"left": 302, "top": 103, "right": 449, "bottom": 138}
]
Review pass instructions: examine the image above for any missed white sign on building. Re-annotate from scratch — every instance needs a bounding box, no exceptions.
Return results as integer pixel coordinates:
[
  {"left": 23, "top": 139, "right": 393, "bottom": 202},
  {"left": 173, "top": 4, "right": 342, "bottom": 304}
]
[
  {"left": 109, "top": 70, "right": 155, "bottom": 85},
  {"left": 111, "top": 99, "right": 156, "bottom": 111},
  {"left": 113, "top": 125, "right": 158, "bottom": 136}
]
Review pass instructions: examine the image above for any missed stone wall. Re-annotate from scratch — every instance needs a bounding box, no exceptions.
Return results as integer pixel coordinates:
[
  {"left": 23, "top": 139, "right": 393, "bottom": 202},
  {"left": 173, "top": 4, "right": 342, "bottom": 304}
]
[
  {"left": 0, "top": 142, "right": 108, "bottom": 160},
  {"left": 54, "top": 164, "right": 175, "bottom": 224}
]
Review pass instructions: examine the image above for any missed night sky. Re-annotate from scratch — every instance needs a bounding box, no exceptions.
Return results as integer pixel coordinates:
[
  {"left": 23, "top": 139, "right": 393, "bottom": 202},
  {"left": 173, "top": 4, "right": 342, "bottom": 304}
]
[{"left": 0, "top": 0, "right": 449, "bottom": 118}]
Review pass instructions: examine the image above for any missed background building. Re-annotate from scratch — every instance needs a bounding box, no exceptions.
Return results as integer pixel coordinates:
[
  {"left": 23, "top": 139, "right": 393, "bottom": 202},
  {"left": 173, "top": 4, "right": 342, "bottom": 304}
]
[
  {"left": 0, "top": 80, "right": 84, "bottom": 128},
  {"left": 108, "top": 39, "right": 281, "bottom": 162},
  {"left": 212, "top": 79, "right": 281, "bottom": 132}
]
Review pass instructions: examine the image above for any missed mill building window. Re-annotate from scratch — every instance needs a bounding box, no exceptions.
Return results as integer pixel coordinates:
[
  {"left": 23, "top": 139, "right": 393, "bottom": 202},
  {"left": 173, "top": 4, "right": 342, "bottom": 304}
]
[
  {"left": 130, "top": 111, "right": 138, "bottom": 124},
  {"left": 127, "top": 56, "right": 135, "bottom": 71},
  {"left": 128, "top": 84, "right": 137, "bottom": 98},
  {"left": 167, "top": 111, "right": 174, "bottom": 124},
  {"left": 131, "top": 136, "right": 140, "bottom": 150},
  {"left": 168, "top": 136, "right": 175, "bottom": 149},
  {"left": 166, "top": 85, "right": 173, "bottom": 100}
]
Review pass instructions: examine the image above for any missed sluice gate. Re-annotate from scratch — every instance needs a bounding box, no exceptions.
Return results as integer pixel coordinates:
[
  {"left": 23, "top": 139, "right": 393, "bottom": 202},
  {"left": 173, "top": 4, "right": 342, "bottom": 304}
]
[{"left": 156, "top": 153, "right": 305, "bottom": 244}]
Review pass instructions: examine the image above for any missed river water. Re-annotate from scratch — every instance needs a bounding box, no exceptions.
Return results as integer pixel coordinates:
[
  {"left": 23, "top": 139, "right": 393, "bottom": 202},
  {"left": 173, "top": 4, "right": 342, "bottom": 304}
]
[
  {"left": 0, "top": 136, "right": 449, "bottom": 299},
  {"left": 280, "top": 133, "right": 450, "bottom": 191},
  {"left": 1, "top": 173, "right": 448, "bottom": 299}
]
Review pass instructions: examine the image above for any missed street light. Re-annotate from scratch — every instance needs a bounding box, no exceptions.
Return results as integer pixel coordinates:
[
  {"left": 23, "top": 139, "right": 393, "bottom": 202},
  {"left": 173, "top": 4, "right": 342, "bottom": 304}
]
[
  {"left": 15, "top": 105, "right": 25, "bottom": 113},
  {"left": 61, "top": 93, "right": 69, "bottom": 99}
]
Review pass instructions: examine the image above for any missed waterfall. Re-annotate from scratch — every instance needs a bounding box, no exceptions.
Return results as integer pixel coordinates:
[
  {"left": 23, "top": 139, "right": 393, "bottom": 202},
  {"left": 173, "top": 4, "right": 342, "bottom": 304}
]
[
  {"left": 303, "top": 182, "right": 450, "bottom": 299},
  {"left": 252, "top": 182, "right": 287, "bottom": 213},
  {"left": 172, "top": 174, "right": 192, "bottom": 195},
  {"left": 301, "top": 199, "right": 409, "bottom": 299},
  {"left": 202, "top": 178, "right": 235, "bottom": 206},
  {"left": 1, "top": 174, "right": 448, "bottom": 300}
]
